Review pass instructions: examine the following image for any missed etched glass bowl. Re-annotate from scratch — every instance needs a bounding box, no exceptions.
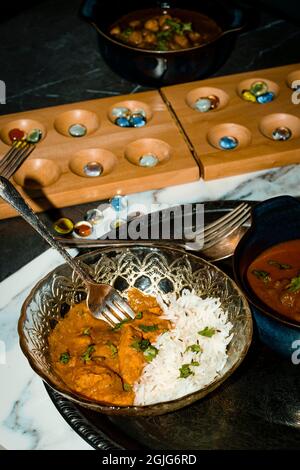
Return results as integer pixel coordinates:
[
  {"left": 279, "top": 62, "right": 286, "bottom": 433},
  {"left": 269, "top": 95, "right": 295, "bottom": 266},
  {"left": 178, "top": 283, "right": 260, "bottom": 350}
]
[{"left": 19, "top": 245, "right": 252, "bottom": 416}]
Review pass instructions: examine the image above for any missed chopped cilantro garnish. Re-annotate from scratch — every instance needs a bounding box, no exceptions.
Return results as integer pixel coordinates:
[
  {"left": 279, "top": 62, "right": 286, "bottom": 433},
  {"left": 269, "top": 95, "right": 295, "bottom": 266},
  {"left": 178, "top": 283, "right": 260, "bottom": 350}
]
[
  {"left": 185, "top": 344, "right": 202, "bottom": 354},
  {"left": 81, "top": 344, "right": 95, "bottom": 363},
  {"left": 106, "top": 340, "right": 118, "bottom": 357},
  {"left": 135, "top": 312, "right": 143, "bottom": 319},
  {"left": 198, "top": 327, "right": 216, "bottom": 338},
  {"left": 190, "top": 360, "right": 200, "bottom": 367},
  {"left": 131, "top": 338, "right": 151, "bottom": 352},
  {"left": 59, "top": 351, "right": 70, "bottom": 364},
  {"left": 82, "top": 327, "right": 91, "bottom": 336},
  {"left": 252, "top": 269, "right": 271, "bottom": 283},
  {"left": 123, "top": 383, "right": 132, "bottom": 392},
  {"left": 112, "top": 318, "right": 131, "bottom": 331},
  {"left": 143, "top": 345, "right": 158, "bottom": 362},
  {"left": 287, "top": 275, "right": 300, "bottom": 293},
  {"left": 268, "top": 260, "right": 292, "bottom": 270},
  {"left": 179, "top": 364, "right": 194, "bottom": 379},
  {"left": 139, "top": 324, "right": 159, "bottom": 333}
]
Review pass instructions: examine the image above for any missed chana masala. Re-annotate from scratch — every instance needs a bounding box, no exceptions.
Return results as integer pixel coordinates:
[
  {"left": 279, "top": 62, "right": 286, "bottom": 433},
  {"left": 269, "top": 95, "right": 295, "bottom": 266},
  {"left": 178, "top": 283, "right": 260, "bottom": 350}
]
[
  {"left": 109, "top": 10, "right": 221, "bottom": 51},
  {"left": 49, "top": 288, "right": 171, "bottom": 406},
  {"left": 246, "top": 239, "right": 300, "bottom": 323}
]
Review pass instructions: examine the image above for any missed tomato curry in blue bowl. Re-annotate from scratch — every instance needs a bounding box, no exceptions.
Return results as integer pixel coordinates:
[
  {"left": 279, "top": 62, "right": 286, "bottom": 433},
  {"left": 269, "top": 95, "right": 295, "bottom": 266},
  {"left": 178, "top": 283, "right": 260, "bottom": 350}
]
[{"left": 233, "top": 196, "right": 300, "bottom": 358}]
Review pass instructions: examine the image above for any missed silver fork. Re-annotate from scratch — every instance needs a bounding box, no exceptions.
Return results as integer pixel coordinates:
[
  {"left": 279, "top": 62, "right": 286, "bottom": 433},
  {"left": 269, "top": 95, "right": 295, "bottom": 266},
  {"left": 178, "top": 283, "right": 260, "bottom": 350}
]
[
  {"left": 56, "top": 203, "right": 251, "bottom": 252},
  {"left": 0, "top": 140, "right": 35, "bottom": 178},
  {"left": 0, "top": 176, "right": 135, "bottom": 326}
]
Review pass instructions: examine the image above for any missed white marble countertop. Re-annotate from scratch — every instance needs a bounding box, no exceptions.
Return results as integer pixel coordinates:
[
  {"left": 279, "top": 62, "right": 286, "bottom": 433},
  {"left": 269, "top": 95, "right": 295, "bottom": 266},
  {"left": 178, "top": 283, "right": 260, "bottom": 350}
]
[{"left": 1, "top": 164, "right": 300, "bottom": 450}]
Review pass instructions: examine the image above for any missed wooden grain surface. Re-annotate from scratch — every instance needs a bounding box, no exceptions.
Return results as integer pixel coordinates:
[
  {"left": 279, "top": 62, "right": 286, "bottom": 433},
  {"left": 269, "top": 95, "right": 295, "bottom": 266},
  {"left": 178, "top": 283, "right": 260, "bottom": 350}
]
[
  {"left": 161, "top": 63, "right": 300, "bottom": 179},
  {"left": 0, "top": 90, "right": 199, "bottom": 219}
]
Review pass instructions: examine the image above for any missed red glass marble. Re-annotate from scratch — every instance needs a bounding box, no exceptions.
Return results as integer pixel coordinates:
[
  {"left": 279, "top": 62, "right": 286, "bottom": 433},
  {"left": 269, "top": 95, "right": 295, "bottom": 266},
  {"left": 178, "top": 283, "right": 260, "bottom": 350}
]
[{"left": 9, "top": 128, "right": 25, "bottom": 142}]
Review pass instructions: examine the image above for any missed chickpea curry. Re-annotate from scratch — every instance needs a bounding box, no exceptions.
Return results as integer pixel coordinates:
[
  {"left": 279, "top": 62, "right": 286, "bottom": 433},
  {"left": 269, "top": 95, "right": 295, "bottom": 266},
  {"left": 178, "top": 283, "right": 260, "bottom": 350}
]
[
  {"left": 109, "top": 9, "right": 221, "bottom": 51},
  {"left": 48, "top": 288, "right": 171, "bottom": 406},
  {"left": 247, "top": 239, "right": 300, "bottom": 323}
]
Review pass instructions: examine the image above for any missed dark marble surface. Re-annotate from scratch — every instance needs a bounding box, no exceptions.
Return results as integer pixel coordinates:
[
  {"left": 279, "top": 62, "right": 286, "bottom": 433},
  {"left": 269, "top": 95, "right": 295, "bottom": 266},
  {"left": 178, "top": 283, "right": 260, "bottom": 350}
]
[{"left": 0, "top": 0, "right": 300, "bottom": 282}]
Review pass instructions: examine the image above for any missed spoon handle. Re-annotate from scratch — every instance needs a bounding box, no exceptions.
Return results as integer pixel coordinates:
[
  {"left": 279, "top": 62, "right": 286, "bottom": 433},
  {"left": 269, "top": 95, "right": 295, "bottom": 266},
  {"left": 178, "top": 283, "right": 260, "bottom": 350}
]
[{"left": 0, "top": 176, "right": 92, "bottom": 283}]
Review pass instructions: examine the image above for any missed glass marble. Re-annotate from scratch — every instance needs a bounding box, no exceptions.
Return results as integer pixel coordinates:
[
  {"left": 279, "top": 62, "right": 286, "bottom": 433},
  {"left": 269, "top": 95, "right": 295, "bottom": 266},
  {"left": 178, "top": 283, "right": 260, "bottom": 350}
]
[
  {"left": 111, "top": 106, "right": 130, "bottom": 118},
  {"left": 219, "top": 136, "right": 238, "bottom": 150},
  {"left": 27, "top": 128, "right": 43, "bottom": 143},
  {"left": 73, "top": 221, "right": 93, "bottom": 237},
  {"left": 250, "top": 81, "right": 269, "bottom": 97},
  {"left": 115, "top": 116, "right": 131, "bottom": 127},
  {"left": 139, "top": 153, "right": 159, "bottom": 167},
  {"left": 129, "top": 113, "right": 147, "bottom": 128},
  {"left": 9, "top": 128, "right": 25, "bottom": 142},
  {"left": 68, "top": 123, "right": 87, "bottom": 137},
  {"left": 194, "top": 97, "right": 212, "bottom": 113},
  {"left": 53, "top": 217, "right": 74, "bottom": 235},
  {"left": 110, "top": 195, "right": 128, "bottom": 212},
  {"left": 256, "top": 92, "right": 275, "bottom": 104},
  {"left": 207, "top": 95, "right": 220, "bottom": 109},
  {"left": 133, "top": 109, "right": 146, "bottom": 118},
  {"left": 83, "top": 161, "right": 103, "bottom": 177},
  {"left": 272, "top": 126, "right": 292, "bottom": 141},
  {"left": 84, "top": 208, "right": 104, "bottom": 225},
  {"left": 241, "top": 90, "right": 257, "bottom": 103}
]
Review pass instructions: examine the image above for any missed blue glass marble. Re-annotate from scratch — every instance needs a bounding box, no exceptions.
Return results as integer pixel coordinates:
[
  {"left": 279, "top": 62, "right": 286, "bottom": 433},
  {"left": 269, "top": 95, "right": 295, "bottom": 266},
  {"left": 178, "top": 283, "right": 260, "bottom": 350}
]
[
  {"left": 110, "top": 195, "right": 128, "bottom": 212},
  {"left": 219, "top": 136, "right": 238, "bottom": 150},
  {"left": 129, "top": 113, "right": 147, "bottom": 128},
  {"left": 115, "top": 116, "right": 131, "bottom": 127},
  {"left": 256, "top": 92, "right": 275, "bottom": 104}
]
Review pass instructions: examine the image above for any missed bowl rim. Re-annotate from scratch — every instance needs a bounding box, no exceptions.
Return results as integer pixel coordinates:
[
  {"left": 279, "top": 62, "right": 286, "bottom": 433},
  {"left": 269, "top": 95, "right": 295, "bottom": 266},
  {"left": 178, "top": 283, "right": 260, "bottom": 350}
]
[{"left": 18, "top": 244, "right": 253, "bottom": 415}]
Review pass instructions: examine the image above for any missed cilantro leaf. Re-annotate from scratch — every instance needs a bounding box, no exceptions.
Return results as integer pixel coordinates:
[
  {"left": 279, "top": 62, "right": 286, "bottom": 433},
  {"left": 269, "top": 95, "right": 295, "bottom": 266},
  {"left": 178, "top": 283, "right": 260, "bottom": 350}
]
[
  {"left": 59, "top": 351, "right": 70, "bottom": 364},
  {"left": 143, "top": 345, "right": 158, "bottom": 362},
  {"left": 185, "top": 344, "right": 202, "bottom": 354},
  {"left": 198, "top": 327, "right": 216, "bottom": 338},
  {"left": 81, "top": 344, "right": 95, "bottom": 363},
  {"left": 106, "top": 340, "right": 118, "bottom": 357},
  {"left": 139, "top": 324, "right": 158, "bottom": 333},
  {"left": 252, "top": 269, "right": 271, "bottom": 283},
  {"left": 179, "top": 364, "right": 195, "bottom": 379},
  {"left": 287, "top": 275, "right": 300, "bottom": 293}
]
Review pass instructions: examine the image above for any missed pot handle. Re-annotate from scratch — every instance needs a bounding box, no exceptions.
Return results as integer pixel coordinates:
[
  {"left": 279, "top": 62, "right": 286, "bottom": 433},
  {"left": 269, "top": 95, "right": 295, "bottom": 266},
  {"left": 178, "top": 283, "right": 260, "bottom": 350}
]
[{"left": 221, "top": 1, "right": 255, "bottom": 36}]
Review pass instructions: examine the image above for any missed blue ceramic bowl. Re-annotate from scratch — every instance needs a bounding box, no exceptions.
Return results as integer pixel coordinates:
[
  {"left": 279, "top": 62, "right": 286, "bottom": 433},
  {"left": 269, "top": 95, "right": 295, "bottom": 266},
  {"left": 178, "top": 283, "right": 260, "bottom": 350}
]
[{"left": 233, "top": 195, "right": 300, "bottom": 358}]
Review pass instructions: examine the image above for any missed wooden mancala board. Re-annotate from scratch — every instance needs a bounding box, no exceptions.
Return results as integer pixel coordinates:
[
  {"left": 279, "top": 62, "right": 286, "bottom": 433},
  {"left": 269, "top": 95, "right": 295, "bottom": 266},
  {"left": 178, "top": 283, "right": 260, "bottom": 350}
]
[
  {"left": 0, "top": 90, "right": 199, "bottom": 219},
  {"left": 161, "top": 63, "right": 300, "bottom": 180},
  {"left": 1, "top": 63, "right": 300, "bottom": 219}
]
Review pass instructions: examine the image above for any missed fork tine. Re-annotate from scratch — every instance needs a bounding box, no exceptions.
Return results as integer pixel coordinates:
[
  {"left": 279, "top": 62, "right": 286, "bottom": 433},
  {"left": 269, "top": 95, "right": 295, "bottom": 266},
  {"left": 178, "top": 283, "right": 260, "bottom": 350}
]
[
  {"left": 2, "top": 143, "right": 35, "bottom": 179},
  {"left": 202, "top": 203, "right": 249, "bottom": 237},
  {"left": 111, "top": 292, "right": 136, "bottom": 320},
  {"left": 101, "top": 306, "right": 117, "bottom": 327},
  {"left": 202, "top": 209, "right": 251, "bottom": 251},
  {"left": 105, "top": 298, "right": 128, "bottom": 322},
  {"left": 203, "top": 205, "right": 251, "bottom": 243},
  {"left": 0, "top": 141, "right": 23, "bottom": 173}
]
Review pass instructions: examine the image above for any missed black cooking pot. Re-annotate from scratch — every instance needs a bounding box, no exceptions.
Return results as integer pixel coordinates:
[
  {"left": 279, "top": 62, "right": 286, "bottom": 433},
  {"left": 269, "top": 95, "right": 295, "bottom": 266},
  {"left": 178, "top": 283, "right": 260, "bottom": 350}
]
[{"left": 80, "top": 0, "right": 247, "bottom": 86}]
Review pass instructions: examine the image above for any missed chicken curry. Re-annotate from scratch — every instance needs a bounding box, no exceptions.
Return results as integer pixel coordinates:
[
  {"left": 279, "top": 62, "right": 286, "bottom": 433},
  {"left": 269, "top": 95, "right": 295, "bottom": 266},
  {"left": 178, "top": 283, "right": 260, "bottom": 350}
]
[
  {"left": 247, "top": 239, "right": 300, "bottom": 323},
  {"left": 48, "top": 288, "right": 171, "bottom": 406},
  {"left": 109, "top": 9, "right": 221, "bottom": 51}
]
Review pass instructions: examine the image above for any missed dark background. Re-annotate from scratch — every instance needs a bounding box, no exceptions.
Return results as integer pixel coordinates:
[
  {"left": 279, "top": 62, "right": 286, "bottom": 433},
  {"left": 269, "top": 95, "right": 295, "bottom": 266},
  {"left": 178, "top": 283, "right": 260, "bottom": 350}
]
[{"left": 0, "top": 0, "right": 300, "bottom": 281}]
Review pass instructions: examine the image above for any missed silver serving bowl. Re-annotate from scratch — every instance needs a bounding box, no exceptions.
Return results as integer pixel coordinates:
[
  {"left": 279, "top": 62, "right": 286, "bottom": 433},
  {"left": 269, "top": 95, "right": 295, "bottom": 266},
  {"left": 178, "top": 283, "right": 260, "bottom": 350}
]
[{"left": 19, "top": 245, "right": 252, "bottom": 416}]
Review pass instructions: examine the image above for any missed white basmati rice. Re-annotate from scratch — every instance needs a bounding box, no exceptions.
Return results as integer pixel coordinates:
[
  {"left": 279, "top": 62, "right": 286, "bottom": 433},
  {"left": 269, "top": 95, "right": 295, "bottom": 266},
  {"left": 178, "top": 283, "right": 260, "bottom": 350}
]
[{"left": 133, "top": 290, "right": 233, "bottom": 406}]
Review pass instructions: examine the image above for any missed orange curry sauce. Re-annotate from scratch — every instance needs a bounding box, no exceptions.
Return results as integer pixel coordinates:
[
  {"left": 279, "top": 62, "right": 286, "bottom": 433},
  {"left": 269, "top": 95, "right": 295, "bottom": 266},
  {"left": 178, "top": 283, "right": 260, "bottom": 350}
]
[
  {"left": 48, "top": 288, "right": 171, "bottom": 406},
  {"left": 246, "top": 239, "right": 300, "bottom": 323}
]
